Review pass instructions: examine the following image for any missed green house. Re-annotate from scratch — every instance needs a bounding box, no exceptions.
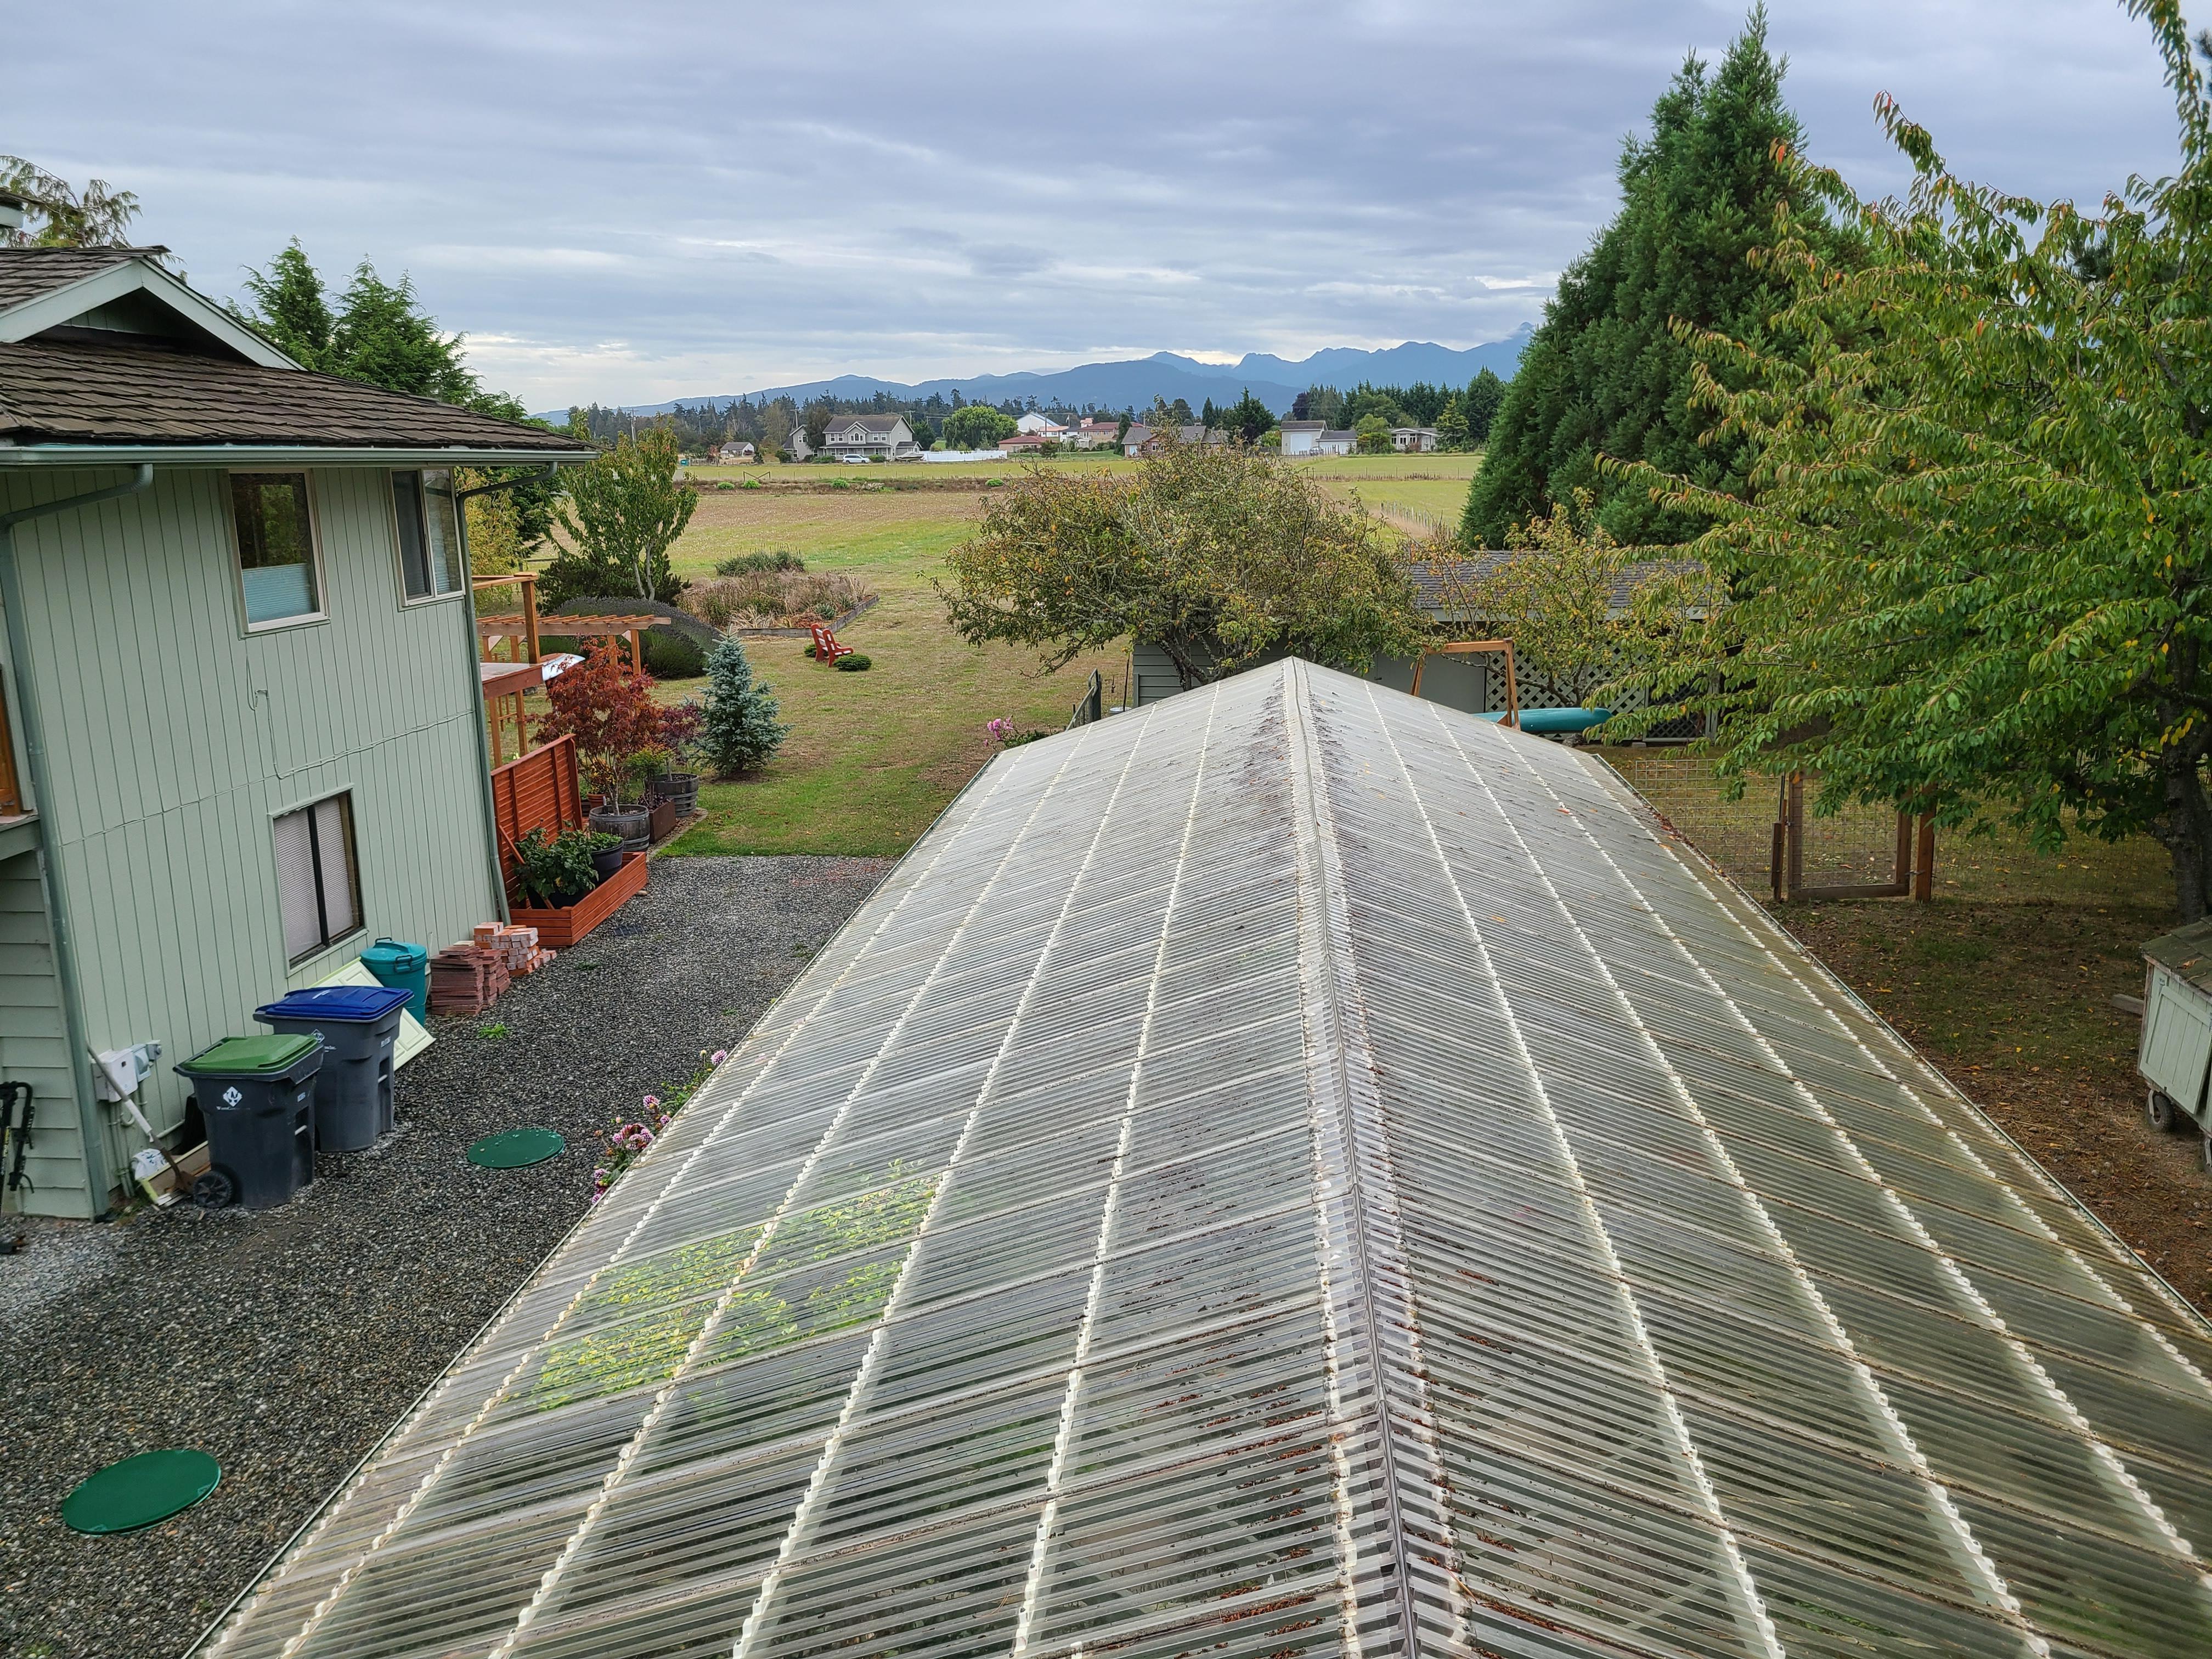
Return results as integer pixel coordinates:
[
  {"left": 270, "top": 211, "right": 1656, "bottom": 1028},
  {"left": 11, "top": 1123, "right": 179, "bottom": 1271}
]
[{"left": 0, "top": 248, "right": 591, "bottom": 1216}]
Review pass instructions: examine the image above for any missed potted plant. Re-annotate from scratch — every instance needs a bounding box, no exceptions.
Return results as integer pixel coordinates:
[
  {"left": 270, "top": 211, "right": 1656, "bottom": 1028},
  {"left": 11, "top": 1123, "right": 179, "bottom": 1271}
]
[
  {"left": 512, "top": 827, "right": 606, "bottom": 909},
  {"left": 535, "top": 644, "right": 679, "bottom": 852},
  {"left": 648, "top": 702, "right": 703, "bottom": 816},
  {"left": 584, "top": 828, "right": 625, "bottom": 882}
]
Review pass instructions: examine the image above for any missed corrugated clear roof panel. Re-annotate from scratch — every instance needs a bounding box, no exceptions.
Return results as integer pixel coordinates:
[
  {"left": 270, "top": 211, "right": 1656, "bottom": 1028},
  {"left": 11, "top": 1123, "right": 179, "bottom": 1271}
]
[{"left": 206, "top": 664, "right": 2212, "bottom": 1659}]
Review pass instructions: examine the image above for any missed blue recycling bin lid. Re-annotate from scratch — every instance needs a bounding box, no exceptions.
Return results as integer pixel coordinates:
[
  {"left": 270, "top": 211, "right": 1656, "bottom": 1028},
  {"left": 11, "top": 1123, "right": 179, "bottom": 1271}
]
[{"left": 255, "top": 985, "right": 414, "bottom": 1025}]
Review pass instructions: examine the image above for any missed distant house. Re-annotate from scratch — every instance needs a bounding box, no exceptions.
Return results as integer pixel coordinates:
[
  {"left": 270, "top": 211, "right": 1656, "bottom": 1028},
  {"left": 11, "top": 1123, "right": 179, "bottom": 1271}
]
[
  {"left": 1074, "top": 418, "right": 1122, "bottom": 450},
  {"left": 1000, "top": 432, "right": 1056, "bottom": 453},
  {"left": 1391, "top": 427, "right": 1439, "bottom": 453},
  {"left": 786, "top": 428, "right": 813, "bottom": 461},
  {"left": 1013, "top": 412, "right": 1068, "bottom": 437},
  {"left": 1121, "top": 423, "right": 1154, "bottom": 457},
  {"left": 820, "top": 414, "right": 921, "bottom": 461},
  {"left": 1313, "top": 428, "right": 1356, "bottom": 456},
  {"left": 716, "top": 441, "right": 755, "bottom": 461},
  {"left": 1278, "top": 419, "right": 1325, "bottom": 457}
]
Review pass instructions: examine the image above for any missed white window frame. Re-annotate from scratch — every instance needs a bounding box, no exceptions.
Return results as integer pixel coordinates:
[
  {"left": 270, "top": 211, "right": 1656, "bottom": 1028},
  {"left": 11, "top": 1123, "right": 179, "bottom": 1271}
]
[
  {"left": 224, "top": 469, "right": 329, "bottom": 635},
  {"left": 270, "top": 790, "right": 365, "bottom": 967},
  {"left": 387, "top": 466, "right": 467, "bottom": 607}
]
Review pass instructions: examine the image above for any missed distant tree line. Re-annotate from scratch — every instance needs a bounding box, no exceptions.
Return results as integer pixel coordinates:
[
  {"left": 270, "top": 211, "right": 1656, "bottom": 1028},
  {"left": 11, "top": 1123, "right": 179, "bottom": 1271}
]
[{"left": 1291, "top": 370, "right": 1505, "bottom": 452}]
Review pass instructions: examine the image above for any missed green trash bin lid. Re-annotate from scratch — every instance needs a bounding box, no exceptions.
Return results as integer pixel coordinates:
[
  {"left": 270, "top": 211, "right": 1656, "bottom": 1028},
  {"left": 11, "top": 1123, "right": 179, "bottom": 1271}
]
[
  {"left": 61, "top": 1448, "right": 222, "bottom": 1534},
  {"left": 468, "top": 1126, "right": 566, "bottom": 1169},
  {"left": 178, "top": 1034, "right": 320, "bottom": 1076}
]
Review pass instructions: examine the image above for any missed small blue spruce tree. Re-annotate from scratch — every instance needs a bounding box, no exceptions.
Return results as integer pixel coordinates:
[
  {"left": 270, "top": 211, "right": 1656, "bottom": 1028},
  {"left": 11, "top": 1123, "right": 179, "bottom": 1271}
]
[{"left": 700, "top": 635, "right": 789, "bottom": 775}]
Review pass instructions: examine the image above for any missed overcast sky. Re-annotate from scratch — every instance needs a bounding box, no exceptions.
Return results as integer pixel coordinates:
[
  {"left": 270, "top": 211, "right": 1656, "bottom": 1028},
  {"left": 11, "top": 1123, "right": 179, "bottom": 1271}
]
[{"left": 13, "top": 1, "right": 2184, "bottom": 410}]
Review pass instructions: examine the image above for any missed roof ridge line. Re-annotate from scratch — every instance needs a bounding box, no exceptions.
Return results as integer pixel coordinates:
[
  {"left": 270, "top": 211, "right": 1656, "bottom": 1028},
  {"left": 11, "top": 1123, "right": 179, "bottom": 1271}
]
[{"left": 1282, "top": 659, "right": 1463, "bottom": 1657}]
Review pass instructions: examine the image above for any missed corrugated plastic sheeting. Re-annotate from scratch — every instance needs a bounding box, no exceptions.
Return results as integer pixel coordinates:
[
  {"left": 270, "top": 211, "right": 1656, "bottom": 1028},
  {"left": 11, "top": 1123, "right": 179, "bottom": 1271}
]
[{"left": 203, "top": 662, "right": 2212, "bottom": 1659}]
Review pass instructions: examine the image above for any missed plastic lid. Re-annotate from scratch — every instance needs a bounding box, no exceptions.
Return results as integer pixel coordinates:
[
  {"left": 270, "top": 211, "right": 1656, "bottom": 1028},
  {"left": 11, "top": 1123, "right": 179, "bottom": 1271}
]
[
  {"left": 61, "top": 1448, "right": 221, "bottom": 1534},
  {"left": 467, "top": 1127, "right": 566, "bottom": 1169},
  {"left": 178, "top": 1033, "right": 319, "bottom": 1076},
  {"left": 362, "top": 939, "right": 428, "bottom": 968},
  {"left": 255, "top": 985, "right": 414, "bottom": 1024}
]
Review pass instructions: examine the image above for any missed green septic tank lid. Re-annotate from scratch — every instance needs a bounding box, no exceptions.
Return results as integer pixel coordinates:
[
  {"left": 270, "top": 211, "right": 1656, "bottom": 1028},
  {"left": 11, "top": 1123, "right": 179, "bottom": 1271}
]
[
  {"left": 179, "top": 1034, "right": 319, "bottom": 1075},
  {"left": 61, "top": 1448, "right": 221, "bottom": 1534},
  {"left": 467, "top": 1126, "right": 566, "bottom": 1169}
]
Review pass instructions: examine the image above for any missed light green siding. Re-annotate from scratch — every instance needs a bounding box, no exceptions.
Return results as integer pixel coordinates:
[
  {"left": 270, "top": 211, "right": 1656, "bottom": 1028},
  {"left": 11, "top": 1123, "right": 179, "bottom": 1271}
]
[
  {"left": 0, "top": 847, "right": 83, "bottom": 1214},
  {"left": 0, "top": 465, "right": 501, "bottom": 1214}
]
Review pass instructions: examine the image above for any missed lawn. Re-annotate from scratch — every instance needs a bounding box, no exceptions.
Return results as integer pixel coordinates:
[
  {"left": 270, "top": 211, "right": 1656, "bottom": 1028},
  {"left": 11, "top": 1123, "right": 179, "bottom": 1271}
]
[
  {"left": 1602, "top": 746, "right": 2210, "bottom": 1312},
  {"left": 649, "top": 489, "right": 1124, "bottom": 856},
  {"left": 630, "top": 456, "right": 1476, "bottom": 855}
]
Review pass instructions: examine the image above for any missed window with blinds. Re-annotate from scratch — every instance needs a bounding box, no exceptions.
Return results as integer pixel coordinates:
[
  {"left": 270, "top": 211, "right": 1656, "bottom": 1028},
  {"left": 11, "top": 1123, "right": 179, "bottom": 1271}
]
[
  {"left": 230, "top": 472, "right": 322, "bottom": 627},
  {"left": 272, "top": 793, "right": 362, "bottom": 963},
  {"left": 392, "top": 467, "right": 462, "bottom": 600}
]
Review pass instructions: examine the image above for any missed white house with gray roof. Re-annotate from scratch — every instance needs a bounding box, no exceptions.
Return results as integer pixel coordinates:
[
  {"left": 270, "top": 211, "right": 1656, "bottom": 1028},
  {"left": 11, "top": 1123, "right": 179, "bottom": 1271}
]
[{"left": 820, "top": 414, "right": 919, "bottom": 460}]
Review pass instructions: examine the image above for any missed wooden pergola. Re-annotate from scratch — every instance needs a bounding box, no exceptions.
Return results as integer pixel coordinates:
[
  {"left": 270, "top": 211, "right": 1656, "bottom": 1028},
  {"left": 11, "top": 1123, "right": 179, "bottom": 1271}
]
[{"left": 472, "top": 573, "right": 665, "bottom": 763}]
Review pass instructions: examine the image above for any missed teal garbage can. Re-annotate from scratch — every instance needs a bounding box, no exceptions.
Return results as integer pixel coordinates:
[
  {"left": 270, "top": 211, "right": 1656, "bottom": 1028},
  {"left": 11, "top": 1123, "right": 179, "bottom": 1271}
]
[{"left": 360, "top": 938, "right": 428, "bottom": 1024}]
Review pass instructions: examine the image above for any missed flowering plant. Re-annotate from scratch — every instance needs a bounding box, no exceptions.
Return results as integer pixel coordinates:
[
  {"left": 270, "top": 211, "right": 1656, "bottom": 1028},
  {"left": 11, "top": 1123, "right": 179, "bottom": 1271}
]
[
  {"left": 986, "top": 718, "right": 1047, "bottom": 748},
  {"left": 590, "top": 1047, "right": 730, "bottom": 1205}
]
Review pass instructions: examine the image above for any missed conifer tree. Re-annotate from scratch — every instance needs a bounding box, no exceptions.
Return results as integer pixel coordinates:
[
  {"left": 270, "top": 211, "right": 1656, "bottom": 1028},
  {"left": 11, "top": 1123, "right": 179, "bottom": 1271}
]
[
  {"left": 1435, "top": 396, "right": 1471, "bottom": 451},
  {"left": 1462, "top": 368, "right": 1505, "bottom": 444},
  {"left": 699, "top": 636, "right": 791, "bottom": 776},
  {"left": 1462, "top": 7, "right": 1816, "bottom": 546}
]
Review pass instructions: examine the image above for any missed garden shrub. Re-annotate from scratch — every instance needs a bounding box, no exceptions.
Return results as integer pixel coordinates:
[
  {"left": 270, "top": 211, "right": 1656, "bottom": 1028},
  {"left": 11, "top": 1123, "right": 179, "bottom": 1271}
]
[
  {"left": 685, "top": 569, "right": 874, "bottom": 629},
  {"left": 834, "top": 653, "right": 872, "bottom": 672},
  {"left": 640, "top": 628, "right": 706, "bottom": 679},
  {"left": 714, "top": 550, "right": 806, "bottom": 576}
]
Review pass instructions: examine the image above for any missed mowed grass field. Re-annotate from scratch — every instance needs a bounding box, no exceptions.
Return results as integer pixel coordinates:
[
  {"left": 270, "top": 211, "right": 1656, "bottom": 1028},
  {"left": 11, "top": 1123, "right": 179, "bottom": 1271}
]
[
  {"left": 647, "top": 455, "right": 1479, "bottom": 855},
  {"left": 654, "top": 488, "right": 1124, "bottom": 857}
]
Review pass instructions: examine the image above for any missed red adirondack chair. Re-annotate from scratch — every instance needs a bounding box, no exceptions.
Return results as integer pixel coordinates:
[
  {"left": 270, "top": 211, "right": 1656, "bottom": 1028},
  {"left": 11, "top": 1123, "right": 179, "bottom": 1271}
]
[{"left": 809, "top": 622, "right": 854, "bottom": 664}]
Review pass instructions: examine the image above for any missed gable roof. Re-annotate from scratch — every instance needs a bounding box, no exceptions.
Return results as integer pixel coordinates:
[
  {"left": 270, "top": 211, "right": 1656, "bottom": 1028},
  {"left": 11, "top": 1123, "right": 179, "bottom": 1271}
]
[
  {"left": 0, "top": 335, "right": 592, "bottom": 460},
  {"left": 1407, "top": 551, "right": 1706, "bottom": 614},
  {"left": 1280, "top": 419, "right": 1325, "bottom": 433},
  {"left": 0, "top": 246, "right": 144, "bottom": 311},
  {"left": 202, "top": 661, "right": 2212, "bottom": 1659},
  {"left": 0, "top": 247, "right": 294, "bottom": 367},
  {"left": 0, "top": 250, "right": 591, "bottom": 465},
  {"left": 829, "top": 414, "right": 908, "bottom": 435}
]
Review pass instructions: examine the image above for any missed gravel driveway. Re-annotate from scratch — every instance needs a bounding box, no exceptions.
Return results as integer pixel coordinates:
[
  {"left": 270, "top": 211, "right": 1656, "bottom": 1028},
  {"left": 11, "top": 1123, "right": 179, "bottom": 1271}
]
[{"left": 0, "top": 855, "right": 888, "bottom": 1659}]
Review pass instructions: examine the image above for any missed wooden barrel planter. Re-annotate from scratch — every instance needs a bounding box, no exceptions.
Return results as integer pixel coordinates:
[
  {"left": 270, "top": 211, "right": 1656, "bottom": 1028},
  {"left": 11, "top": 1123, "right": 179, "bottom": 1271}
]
[{"left": 510, "top": 852, "right": 648, "bottom": 947}]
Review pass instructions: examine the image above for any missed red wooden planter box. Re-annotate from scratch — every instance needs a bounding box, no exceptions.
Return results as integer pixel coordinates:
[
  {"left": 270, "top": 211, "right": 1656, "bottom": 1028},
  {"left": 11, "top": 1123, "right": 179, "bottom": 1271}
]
[{"left": 510, "top": 851, "right": 648, "bottom": 947}]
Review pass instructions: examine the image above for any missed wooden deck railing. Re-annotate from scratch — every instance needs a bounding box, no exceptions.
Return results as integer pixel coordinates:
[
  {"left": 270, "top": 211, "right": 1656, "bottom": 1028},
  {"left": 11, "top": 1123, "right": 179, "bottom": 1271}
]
[{"left": 0, "top": 678, "right": 23, "bottom": 818}]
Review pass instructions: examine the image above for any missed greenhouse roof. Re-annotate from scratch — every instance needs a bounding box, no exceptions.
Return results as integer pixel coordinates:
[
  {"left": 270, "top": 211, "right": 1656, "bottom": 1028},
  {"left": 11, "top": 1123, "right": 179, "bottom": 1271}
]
[{"left": 205, "top": 662, "right": 2212, "bottom": 1659}]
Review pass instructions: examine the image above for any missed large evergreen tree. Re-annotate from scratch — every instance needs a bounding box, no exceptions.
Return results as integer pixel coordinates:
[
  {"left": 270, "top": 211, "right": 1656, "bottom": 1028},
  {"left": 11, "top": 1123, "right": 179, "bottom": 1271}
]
[{"left": 1462, "top": 7, "right": 1813, "bottom": 546}]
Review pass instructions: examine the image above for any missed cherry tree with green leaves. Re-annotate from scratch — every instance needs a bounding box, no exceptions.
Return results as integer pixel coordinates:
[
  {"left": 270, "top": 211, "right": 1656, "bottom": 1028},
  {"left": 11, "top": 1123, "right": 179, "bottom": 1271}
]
[{"left": 1615, "top": 0, "right": 2212, "bottom": 916}]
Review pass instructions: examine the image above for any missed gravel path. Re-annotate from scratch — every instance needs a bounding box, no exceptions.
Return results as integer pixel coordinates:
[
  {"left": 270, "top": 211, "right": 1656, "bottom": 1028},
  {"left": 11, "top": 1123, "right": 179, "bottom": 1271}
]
[{"left": 0, "top": 855, "right": 888, "bottom": 1659}]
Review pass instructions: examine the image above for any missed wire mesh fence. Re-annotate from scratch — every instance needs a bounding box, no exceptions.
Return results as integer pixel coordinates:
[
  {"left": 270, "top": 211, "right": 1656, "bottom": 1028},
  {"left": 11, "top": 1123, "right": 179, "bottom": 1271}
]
[
  {"left": 1599, "top": 751, "right": 1923, "bottom": 900},
  {"left": 1599, "top": 750, "right": 1780, "bottom": 888}
]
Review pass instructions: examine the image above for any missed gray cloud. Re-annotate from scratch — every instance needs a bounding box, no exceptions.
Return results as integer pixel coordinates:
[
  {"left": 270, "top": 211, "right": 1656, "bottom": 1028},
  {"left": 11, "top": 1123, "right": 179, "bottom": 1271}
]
[{"left": 14, "top": 0, "right": 2182, "bottom": 409}]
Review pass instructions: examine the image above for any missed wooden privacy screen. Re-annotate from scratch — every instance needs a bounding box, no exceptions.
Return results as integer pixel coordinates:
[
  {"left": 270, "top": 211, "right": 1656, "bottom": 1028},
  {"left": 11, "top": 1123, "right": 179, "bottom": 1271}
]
[
  {"left": 489, "top": 735, "right": 584, "bottom": 881},
  {"left": 0, "top": 680, "right": 20, "bottom": 817}
]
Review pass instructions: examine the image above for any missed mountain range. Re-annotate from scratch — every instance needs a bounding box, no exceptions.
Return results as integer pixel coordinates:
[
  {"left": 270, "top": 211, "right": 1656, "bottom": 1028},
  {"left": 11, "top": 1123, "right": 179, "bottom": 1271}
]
[{"left": 535, "top": 328, "right": 1531, "bottom": 422}]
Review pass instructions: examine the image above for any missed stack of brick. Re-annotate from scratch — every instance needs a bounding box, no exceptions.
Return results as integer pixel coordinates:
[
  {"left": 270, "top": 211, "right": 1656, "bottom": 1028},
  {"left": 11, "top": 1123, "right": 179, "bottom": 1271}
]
[
  {"left": 475, "top": 921, "right": 555, "bottom": 977},
  {"left": 428, "top": 944, "right": 512, "bottom": 1016}
]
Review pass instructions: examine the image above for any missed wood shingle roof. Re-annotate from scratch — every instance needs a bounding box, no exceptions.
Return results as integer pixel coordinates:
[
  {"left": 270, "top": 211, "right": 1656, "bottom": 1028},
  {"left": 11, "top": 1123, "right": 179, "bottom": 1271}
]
[{"left": 0, "top": 335, "right": 592, "bottom": 454}]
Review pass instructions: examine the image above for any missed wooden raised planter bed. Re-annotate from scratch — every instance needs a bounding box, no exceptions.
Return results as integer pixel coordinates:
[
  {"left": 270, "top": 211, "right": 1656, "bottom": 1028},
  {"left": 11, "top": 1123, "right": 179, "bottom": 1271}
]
[{"left": 510, "top": 851, "right": 648, "bottom": 947}]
